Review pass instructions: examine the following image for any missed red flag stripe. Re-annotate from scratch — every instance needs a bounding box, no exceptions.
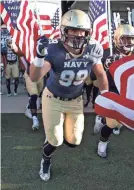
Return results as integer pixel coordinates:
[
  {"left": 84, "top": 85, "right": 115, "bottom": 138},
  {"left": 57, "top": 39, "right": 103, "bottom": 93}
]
[
  {"left": 95, "top": 93, "right": 134, "bottom": 126},
  {"left": 96, "top": 19, "right": 107, "bottom": 41},
  {"left": 109, "top": 55, "right": 134, "bottom": 78},
  {"left": 120, "top": 67, "right": 134, "bottom": 97}
]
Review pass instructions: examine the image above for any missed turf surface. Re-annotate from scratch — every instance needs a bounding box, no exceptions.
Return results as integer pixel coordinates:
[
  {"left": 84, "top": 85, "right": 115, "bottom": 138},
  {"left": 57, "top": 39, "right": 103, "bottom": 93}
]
[{"left": 1, "top": 113, "right": 134, "bottom": 190}]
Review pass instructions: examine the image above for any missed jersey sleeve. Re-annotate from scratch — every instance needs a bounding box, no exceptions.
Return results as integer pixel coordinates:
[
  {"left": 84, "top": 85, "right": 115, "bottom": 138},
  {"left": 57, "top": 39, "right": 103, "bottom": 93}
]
[
  {"left": 44, "top": 40, "right": 59, "bottom": 67},
  {"left": 44, "top": 47, "right": 53, "bottom": 66}
]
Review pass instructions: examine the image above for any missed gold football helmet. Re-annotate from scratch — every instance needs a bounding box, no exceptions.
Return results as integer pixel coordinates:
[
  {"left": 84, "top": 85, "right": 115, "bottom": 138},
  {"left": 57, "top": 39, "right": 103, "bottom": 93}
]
[
  {"left": 60, "top": 9, "right": 91, "bottom": 50},
  {"left": 114, "top": 24, "right": 134, "bottom": 54},
  {"left": 6, "top": 37, "right": 13, "bottom": 48}
]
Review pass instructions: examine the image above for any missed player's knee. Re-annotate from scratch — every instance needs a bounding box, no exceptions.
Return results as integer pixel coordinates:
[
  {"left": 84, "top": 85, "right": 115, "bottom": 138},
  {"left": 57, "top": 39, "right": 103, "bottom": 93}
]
[
  {"left": 65, "top": 134, "right": 83, "bottom": 146},
  {"left": 30, "top": 94, "right": 37, "bottom": 109},
  {"left": 49, "top": 138, "right": 63, "bottom": 147},
  {"left": 6, "top": 79, "right": 10, "bottom": 86},
  {"left": 64, "top": 139, "right": 79, "bottom": 148},
  {"left": 47, "top": 135, "right": 63, "bottom": 147},
  {"left": 106, "top": 118, "right": 118, "bottom": 128}
]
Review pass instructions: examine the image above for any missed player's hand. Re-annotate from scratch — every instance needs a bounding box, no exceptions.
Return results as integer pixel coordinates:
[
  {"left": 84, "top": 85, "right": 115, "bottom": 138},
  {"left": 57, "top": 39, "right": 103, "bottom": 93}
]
[
  {"left": 90, "top": 45, "right": 102, "bottom": 58},
  {"left": 36, "top": 36, "right": 49, "bottom": 58}
]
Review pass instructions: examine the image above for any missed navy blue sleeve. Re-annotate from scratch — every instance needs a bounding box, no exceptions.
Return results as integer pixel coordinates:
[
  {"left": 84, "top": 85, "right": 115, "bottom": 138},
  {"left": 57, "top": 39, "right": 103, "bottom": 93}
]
[{"left": 44, "top": 47, "right": 54, "bottom": 66}]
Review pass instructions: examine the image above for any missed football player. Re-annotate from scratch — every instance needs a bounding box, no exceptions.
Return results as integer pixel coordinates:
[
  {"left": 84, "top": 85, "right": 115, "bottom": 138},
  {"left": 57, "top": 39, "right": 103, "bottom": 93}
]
[
  {"left": 12, "top": 46, "right": 43, "bottom": 130},
  {"left": 4, "top": 37, "right": 19, "bottom": 96},
  {"left": 30, "top": 9, "right": 109, "bottom": 181},
  {"left": 95, "top": 24, "right": 134, "bottom": 158},
  {"left": 19, "top": 56, "right": 43, "bottom": 130},
  {"left": 24, "top": 69, "right": 43, "bottom": 130}
]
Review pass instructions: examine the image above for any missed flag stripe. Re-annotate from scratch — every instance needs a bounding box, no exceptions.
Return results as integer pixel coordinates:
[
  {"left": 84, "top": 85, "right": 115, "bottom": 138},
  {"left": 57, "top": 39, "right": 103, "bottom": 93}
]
[
  {"left": 110, "top": 55, "right": 134, "bottom": 77},
  {"left": 109, "top": 56, "right": 134, "bottom": 94},
  {"left": 95, "top": 104, "right": 134, "bottom": 128},
  {"left": 99, "top": 92, "right": 134, "bottom": 111},
  {"left": 126, "top": 74, "right": 134, "bottom": 100},
  {"left": 95, "top": 94, "right": 134, "bottom": 125},
  {"left": 120, "top": 67, "right": 134, "bottom": 97}
]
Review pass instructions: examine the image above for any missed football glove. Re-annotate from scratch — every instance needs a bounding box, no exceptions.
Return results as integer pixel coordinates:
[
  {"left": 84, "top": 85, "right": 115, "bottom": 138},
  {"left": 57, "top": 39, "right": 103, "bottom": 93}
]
[{"left": 36, "top": 36, "right": 49, "bottom": 58}]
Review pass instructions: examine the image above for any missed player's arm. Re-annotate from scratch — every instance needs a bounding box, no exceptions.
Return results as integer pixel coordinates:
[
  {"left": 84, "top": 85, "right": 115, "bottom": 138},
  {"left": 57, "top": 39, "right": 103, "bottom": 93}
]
[
  {"left": 92, "top": 63, "right": 108, "bottom": 93},
  {"left": 11, "top": 44, "right": 24, "bottom": 56},
  {"left": 30, "top": 36, "right": 51, "bottom": 82},
  {"left": 91, "top": 44, "right": 109, "bottom": 94},
  {"left": 30, "top": 60, "right": 51, "bottom": 82}
]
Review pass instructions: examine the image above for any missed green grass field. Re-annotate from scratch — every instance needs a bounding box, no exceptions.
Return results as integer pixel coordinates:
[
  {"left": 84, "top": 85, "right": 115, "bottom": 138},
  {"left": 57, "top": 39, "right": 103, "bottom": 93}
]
[{"left": 1, "top": 113, "right": 134, "bottom": 190}]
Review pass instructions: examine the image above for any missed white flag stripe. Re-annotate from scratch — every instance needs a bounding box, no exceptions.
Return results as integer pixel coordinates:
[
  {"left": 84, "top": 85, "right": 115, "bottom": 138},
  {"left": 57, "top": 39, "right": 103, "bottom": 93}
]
[
  {"left": 22, "top": 3, "right": 30, "bottom": 59},
  {"left": 40, "top": 20, "right": 51, "bottom": 25},
  {"left": 6, "top": 18, "right": 12, "bottom": 33},
  {"left": 2, "top": 8, "right": 7, "bottom": 20},
  {"left": 16, "top": 1, "right": 25, "bottom": 50},
  {"left": 29, "top": 19, "right": 36, "bottom": 62},
  {"left": 98, "top": 25, "right": 108, "bottom": 42},
  {"left": 126, "top": 74, "right": 134, "bottom": 100},
  {"left": 42, "top": 30, "right": 53, "bottom": 34},
  {"left": 96, "top": 95, "right": 134, "bottom": 121},
  {"left": 92, "top": 13, "right": 107, "bottom": 38},
  {"left": 114, "top": 60, "right": 134, "bottom": 93}
]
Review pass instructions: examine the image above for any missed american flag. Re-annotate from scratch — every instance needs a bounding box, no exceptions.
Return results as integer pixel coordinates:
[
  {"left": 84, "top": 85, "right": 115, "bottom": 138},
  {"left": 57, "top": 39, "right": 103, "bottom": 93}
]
[
  {"left": 34, "top": 8, "right": 60, "bottom": 39},
  {"left": 95, "top": 55, "right": 134, "bottom": 130},
  {"left": 88, "top": 0, "right": 109, "bottom": 49},
  {"left": 0, "top": 0, "right": 39, "bottom": 63}
]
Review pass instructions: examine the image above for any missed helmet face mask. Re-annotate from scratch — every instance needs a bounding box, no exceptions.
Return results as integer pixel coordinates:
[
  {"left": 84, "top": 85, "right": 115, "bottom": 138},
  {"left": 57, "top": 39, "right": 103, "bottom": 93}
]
[
  {"left": 60, "top": 10, "right": 91, "bottom": 54},
  {"left": 61, "top": 26, "right": 91, "bottom": 50}
]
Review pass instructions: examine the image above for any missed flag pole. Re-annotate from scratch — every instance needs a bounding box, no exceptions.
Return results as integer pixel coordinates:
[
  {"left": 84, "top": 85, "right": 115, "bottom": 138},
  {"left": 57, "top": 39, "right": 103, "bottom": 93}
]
[
  {"left": 107, "top": 0, "right": 113, "bottom": 56},
  {"left": 127, "top": 7, "right": 132, "bottom": 25},
  {"left": 34, "top": 0, "right": 43, "bottom": 36}
]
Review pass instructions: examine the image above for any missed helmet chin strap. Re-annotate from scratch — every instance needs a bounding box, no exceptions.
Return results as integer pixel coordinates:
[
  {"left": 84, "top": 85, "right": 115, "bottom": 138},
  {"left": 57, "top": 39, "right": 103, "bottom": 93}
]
[
  {"left": 123, "top": 46, "right": 134, "bottom": 52},
  {"left": 116, "top": 45, "right": 134, "bottom": 56}
]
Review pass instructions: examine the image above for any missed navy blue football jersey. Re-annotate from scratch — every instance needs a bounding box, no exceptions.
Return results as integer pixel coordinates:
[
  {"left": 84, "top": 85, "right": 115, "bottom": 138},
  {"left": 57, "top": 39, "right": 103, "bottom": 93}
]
[
  {"left": 6, "top": 47, "right": 17, "bottom": 63},
  {"left": 45, "top": 39, "right": 103, "bottom": 98}
]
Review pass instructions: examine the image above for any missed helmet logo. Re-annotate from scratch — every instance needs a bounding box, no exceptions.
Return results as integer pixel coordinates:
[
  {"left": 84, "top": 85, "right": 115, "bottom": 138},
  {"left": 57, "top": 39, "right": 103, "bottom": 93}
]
[{"left": 77, "top": 25, "right": 83, "bottom": 28}]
